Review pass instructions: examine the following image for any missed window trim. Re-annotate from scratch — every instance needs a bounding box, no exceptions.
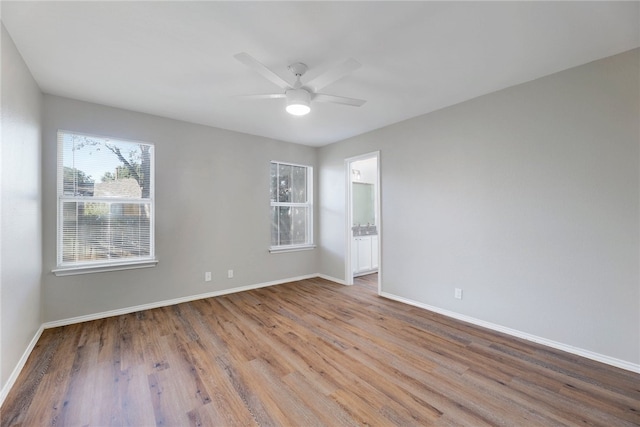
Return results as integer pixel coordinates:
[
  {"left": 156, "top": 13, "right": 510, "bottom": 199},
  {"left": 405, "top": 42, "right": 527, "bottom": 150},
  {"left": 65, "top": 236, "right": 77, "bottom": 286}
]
[
  {"left": 54, "top": 130, "right": 157, "bottom": 275},
  {"left": 52, "top": 259, "right": 159, "bottom": 277},
  {"left": 269, "top": 160, "right": 314, "bottom": 252}
]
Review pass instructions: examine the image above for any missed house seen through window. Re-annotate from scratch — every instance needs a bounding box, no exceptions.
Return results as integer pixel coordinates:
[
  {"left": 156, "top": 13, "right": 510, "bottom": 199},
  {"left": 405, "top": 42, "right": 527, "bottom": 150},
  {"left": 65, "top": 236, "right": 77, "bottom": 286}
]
[
  {"left": 270, "top": 161, "right": 313, "bottom": 250},
  {"left": 56, "top": 131, "right": 155, "bottom": 271}
]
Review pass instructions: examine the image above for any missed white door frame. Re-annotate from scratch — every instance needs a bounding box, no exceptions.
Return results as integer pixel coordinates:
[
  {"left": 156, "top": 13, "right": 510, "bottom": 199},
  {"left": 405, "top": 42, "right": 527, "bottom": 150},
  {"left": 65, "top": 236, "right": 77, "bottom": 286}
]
[{"left": 345, "top": 151, "right": 381, "bottom": 293}]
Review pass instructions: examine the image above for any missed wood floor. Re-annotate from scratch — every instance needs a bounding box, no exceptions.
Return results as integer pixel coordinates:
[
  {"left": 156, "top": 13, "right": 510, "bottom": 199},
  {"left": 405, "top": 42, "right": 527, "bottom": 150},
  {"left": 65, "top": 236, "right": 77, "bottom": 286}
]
[{"left": 2, "top": 275, "right": 639, "bottom": 426}]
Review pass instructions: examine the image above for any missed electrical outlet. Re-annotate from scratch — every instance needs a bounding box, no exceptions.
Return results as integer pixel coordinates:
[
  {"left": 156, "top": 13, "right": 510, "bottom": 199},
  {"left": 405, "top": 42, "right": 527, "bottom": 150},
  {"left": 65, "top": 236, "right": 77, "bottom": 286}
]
[
  {"left": 205, "top": 272, "right": 212, "bottom": 282},
  {"left": 227, "top": 269, "right": 234, "bottom": 279},
  {"left": 454, "top": 288, "right": 463, "bottom": 299}
]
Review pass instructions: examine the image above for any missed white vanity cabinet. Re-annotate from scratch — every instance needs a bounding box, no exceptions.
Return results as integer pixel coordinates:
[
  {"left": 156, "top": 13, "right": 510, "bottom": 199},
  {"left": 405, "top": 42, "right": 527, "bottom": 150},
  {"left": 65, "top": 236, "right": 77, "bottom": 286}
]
[
  {"left": 352, "top": 235, "right": 379, "bottom": 275},
  {"left": 371, "top": 235, "right": 379, "bottom": 269}
]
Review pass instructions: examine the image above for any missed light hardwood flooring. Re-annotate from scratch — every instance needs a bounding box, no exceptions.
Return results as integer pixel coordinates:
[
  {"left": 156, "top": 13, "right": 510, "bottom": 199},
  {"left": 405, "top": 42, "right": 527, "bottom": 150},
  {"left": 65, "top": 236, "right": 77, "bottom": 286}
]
[{"left": 2, "top": 275, "right": 639, "bottom": 426}]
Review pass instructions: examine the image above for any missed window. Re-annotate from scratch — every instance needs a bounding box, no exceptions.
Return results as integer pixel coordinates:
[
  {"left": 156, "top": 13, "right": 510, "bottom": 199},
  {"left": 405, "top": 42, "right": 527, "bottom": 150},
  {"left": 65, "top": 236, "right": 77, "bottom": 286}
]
[
  {"left": 270, "top": 161, "right": 313, "bottom": 251},
  {"left": 54, "top": 131, "right": 156, "bottom": 275}
]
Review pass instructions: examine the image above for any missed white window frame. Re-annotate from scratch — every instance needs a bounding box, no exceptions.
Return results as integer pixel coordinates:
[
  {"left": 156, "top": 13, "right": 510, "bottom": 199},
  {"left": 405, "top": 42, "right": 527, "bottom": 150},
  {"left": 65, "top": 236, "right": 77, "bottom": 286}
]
[
  {"left": 270, "top": 161, "right": 315, "bottom": 253},
  {"left": 52, "top": 130, "right": 158, "bottom": 276}
]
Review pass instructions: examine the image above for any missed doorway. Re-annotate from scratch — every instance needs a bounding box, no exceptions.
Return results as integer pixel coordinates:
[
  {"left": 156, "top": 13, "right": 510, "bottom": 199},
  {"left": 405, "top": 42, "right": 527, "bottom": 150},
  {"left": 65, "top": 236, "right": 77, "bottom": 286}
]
[{"left": 345, "top": 152, "right": 380, "bottom": 293}]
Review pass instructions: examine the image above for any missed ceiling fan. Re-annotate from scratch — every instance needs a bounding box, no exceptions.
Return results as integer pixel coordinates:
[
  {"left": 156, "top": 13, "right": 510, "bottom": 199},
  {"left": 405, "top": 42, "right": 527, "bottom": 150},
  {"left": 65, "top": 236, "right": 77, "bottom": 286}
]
[{"left": 234, "top": 52, "right": 366, "bottom": 116}]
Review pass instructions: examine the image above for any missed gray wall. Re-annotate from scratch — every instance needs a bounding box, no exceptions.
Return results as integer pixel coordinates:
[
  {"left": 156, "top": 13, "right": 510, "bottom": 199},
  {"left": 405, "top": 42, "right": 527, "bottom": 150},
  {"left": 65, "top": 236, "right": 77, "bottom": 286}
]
[
  {"left": 1, "top": 24, "right": 43, "bottom": 390},
  {"left": 42, "top": 96, "right": 318, "bottom": 322},
  {"left": 319, "top": 49, "right": 640, "bottom": 364}
]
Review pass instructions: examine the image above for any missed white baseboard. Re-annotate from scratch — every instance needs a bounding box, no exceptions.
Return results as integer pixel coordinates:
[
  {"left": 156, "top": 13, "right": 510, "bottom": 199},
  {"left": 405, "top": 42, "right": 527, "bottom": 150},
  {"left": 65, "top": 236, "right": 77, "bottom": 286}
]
[
  {"left": 0, "top": 325, "right": 44, "bottom": 407},
  {"left": 380, "top": 291, "right": 640, "bottom": 374},
  {"left": 43, "top": 274, "right": 320, "bottom": 329},
  {"left": 317, "top": 273, "right": 347, "bottom": 285}
]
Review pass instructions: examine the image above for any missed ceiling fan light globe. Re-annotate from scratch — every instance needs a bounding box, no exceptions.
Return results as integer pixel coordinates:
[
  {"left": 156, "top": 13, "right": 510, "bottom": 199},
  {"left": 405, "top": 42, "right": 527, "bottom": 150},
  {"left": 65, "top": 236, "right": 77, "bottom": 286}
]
[
  {"left": 286, "top": 104, "right": 311, "bottom": 116},
  {"left": 286, "top": 88, "right": 311, "bottom": 116}
]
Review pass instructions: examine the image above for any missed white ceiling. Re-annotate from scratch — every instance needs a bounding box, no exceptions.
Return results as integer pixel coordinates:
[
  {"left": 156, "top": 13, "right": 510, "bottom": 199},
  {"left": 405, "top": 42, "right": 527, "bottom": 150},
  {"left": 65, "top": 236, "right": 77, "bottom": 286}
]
[{"left": 2, "top": 1, "right": 638, "bottom": 147}]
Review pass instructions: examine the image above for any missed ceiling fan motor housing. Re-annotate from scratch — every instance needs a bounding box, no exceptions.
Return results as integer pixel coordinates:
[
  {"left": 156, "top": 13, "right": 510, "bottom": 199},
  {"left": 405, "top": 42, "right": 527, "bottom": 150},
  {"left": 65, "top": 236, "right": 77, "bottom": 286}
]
[{"left": 285, "top": 88, "right": 311, "bottom": 115}]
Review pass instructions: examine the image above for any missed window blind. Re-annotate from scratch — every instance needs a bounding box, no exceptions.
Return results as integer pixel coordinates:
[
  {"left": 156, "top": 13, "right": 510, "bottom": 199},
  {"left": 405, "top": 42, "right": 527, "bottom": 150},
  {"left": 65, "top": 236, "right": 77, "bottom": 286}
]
[
  {"left": 57, "top": 131, "right": 155, "bottom": 268},
  {"left": 270, "top": 161, "right": 313, "bottom": 248}
]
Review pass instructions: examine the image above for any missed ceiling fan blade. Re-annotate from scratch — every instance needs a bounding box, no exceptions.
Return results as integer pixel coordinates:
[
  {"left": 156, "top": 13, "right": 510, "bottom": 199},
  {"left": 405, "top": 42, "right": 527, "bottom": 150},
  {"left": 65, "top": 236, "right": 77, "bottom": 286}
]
[
  {"left": 313, "top": 93, "right": 366, "bottom": 107},
  {"left": 236, "top": 93, "right": 286, "bottom": 100},
  {"left": 234, "top": 52, "right": 292, "bottom": 90},
  {"left": 305, "top": 58, "right": 361, "bottom": 91}
]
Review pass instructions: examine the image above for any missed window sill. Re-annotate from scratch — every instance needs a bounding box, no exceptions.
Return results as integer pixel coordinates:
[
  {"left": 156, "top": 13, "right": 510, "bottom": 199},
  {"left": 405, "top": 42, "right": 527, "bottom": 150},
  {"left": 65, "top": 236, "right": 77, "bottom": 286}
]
[
  {"left": 269, "top": 244, "right": 316, "bottom": 254},
  {"left": 52, "top": 259, "right": 158, "bottom": 276}
]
